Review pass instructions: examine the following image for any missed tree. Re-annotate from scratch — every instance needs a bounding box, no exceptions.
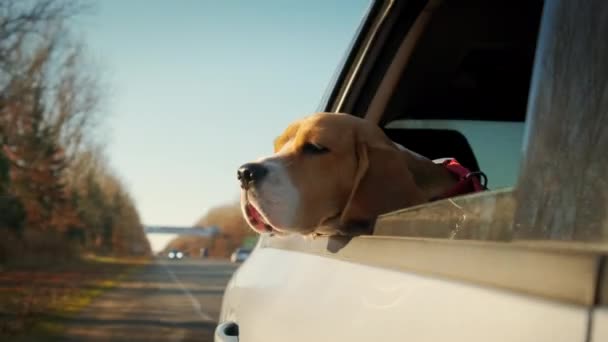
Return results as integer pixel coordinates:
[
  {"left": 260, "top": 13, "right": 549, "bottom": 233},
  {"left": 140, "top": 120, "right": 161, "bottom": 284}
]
[
  {"left": 0, "top": 141, "right": 9, "bottom": 191},
  {"left": 0, "top": 1, "right": 99, "bottom": 233},
  {"left": 0, "top": 0, "right": 151, "bottom": 259},
  {"left": 0, "top": 144, "right": 25, "bottom": 235},
  {"left": 64, "top": 146, "right": 151, "bottom": 256}
]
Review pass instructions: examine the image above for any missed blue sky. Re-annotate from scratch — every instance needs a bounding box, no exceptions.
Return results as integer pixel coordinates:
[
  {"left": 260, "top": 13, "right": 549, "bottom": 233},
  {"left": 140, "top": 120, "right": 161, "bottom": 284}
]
[{"left": 81, "top": 1, "right": 370, "bottom": 226}]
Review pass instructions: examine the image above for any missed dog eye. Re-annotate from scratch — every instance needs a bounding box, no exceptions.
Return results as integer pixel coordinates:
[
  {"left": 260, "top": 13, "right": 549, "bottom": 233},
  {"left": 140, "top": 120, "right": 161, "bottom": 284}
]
[{"left": 302, "top": 142, "right": 329, "bottom": 154}]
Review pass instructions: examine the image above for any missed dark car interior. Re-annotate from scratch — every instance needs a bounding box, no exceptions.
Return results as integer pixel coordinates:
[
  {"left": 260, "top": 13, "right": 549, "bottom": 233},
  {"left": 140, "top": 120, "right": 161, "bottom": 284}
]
[
  {"left": 369, "top": 0, "right": 545, "bottom": 178},
  {"left": 382, "top": 0, "right": 545, "bottom": 123}
]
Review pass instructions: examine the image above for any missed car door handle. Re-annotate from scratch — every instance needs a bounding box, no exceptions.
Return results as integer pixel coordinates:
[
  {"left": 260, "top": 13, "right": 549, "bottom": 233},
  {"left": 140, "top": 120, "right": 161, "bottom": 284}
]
[{"left": 215, "top": 321, "right": 239, "bottom": 342}]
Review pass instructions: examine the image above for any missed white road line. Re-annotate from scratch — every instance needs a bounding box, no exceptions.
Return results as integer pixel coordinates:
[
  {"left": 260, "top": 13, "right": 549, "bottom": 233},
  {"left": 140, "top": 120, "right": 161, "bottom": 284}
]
[{"left": 162, "top": 263, "right": 214, "bottom": 321}]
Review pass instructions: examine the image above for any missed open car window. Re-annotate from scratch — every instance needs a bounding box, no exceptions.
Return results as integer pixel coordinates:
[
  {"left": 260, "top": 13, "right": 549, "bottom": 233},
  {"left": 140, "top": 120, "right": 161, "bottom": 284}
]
[
  {"left": 363, "top": 0, "right": 545, "bottom": 239},
  {"left": 385, "top": 119, "right": 524, "bottom": 189}
]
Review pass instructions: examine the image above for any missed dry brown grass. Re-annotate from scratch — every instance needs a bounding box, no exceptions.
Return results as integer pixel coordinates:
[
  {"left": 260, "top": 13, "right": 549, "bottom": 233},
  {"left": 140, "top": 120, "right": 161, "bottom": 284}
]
[
  {"left": 0, "top": 256, "right": 148, "bottom": 340},
  {"left": 0, "top": 230, "right": 149, "bottom": 339}
]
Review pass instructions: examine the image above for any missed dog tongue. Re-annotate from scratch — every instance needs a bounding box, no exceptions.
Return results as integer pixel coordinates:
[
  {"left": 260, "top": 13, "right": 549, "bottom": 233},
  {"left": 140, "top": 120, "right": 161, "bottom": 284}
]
[
  {"left": 247, "top": 204, "right": 263, "bottom": 221},
  {"left": 246, "top": 204, "right": 272, "bottom": 233}
]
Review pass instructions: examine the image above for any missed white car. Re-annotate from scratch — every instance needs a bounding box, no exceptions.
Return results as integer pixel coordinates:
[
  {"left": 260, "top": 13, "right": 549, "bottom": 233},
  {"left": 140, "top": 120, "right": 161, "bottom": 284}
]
[
  {"left": 230, "top": 248, "right": 252, "bottom": 263},
  {"left": 216, "top": 0, "right": 608, "bottom": 341}
]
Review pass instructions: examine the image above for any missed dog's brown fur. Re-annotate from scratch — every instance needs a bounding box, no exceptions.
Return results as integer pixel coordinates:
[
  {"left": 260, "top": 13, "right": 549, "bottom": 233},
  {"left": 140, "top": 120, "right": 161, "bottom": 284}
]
[{"left": 270, "top": 113, "right": 458, "bottom": 235}]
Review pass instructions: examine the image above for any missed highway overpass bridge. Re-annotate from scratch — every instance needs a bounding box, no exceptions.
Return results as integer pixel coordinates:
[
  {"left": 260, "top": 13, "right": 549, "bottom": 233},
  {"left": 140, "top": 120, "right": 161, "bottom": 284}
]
[
  {"left": 144, "top": 226, "right": 221, "bottom": 253},
  {"left": 144, "top": 225, "right": 220, "bottom": 236}
]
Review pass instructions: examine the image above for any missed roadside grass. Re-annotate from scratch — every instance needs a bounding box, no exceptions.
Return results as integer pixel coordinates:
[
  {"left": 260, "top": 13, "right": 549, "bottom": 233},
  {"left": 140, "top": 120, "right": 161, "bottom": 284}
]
[{"left": 0, "top": 255, "right": 150, "bottom": 341}]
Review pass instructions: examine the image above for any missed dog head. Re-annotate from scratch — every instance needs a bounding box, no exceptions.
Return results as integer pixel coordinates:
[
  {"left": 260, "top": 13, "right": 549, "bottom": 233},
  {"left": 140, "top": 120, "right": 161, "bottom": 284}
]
[{"left": 238, "top": 112, "right": 427, "bottom": 237}]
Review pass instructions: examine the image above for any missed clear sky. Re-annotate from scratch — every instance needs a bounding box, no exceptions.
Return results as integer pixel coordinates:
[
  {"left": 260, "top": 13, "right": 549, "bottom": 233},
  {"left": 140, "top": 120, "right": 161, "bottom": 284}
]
[{"left": 81, "top": 0, "right": 370, "bottom": 226}]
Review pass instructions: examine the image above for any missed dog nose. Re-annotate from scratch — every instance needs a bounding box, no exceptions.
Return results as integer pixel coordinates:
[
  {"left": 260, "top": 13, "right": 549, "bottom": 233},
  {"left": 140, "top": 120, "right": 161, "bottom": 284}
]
[{"left": 237, "top": 163, "right": 268, "bottom": 189}]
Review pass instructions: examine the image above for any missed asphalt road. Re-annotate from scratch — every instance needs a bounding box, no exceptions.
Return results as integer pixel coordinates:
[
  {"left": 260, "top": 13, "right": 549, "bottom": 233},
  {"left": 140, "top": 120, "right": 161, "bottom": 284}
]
[{"left": 62, "top": 259, "right": 239, "bottom": 342}]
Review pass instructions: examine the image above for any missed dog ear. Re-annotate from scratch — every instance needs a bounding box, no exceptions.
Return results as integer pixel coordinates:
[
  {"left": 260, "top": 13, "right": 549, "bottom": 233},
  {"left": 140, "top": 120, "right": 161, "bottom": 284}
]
[{"left": 339, "top": 141, "right": 426, "bottom": 234}]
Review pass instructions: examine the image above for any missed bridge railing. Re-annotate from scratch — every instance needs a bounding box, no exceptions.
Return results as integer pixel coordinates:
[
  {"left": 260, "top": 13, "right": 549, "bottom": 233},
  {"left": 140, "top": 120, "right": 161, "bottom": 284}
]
[{"left": 144, "top": 226, "right": 220, "bottom": 236}]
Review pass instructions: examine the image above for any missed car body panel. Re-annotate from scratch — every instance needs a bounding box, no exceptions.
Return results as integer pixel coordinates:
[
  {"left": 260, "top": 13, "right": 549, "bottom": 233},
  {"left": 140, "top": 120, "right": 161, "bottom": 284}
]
[
  {"left": 220, "top": 245, "right": 588, "bottom": 342},
  {"left": 592, "top": 309, "right": 608, "bottom": 342}
]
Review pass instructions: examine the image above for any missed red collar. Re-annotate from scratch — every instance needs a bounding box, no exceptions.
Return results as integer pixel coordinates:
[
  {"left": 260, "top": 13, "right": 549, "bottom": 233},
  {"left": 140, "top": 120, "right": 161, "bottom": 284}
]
[{"left": 432, "top": 159, "right": 487, "bottom": 201}]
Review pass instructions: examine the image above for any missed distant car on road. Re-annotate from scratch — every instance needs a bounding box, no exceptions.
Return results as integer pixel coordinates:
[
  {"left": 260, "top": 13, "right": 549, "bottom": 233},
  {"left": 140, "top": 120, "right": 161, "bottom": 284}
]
[
  {"left": 167, "top": 249, "right": 184, "bottom": 260},
  {"left": 230, "top": 248, "right": 251, "bottom": 263}
]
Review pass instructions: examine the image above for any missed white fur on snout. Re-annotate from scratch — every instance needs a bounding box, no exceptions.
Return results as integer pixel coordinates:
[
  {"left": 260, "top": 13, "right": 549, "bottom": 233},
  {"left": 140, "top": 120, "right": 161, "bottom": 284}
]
[{"left": 248, "top": 157, "right": 299, "bottom": 230}]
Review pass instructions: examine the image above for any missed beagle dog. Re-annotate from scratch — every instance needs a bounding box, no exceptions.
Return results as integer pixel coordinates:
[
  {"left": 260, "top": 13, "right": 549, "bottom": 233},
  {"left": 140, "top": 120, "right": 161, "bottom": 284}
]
[{"left": 238, "top": 112, "right": 484, "bottom": 237}]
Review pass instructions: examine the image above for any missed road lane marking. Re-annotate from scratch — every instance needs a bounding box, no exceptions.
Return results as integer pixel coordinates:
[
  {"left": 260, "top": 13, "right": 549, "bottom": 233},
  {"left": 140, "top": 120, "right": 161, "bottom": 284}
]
[{"left": 162, "top": 263, "right": 214, "bottom": 321}]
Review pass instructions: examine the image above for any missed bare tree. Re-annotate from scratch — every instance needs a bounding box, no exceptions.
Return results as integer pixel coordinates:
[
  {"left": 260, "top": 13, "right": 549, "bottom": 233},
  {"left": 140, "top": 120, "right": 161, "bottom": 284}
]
[
  {"left": 1, "top": 0, "right": 100, "bottom": 161},
  {"left": 0, "top": 0, "right": 83, "bottom": 94}
]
